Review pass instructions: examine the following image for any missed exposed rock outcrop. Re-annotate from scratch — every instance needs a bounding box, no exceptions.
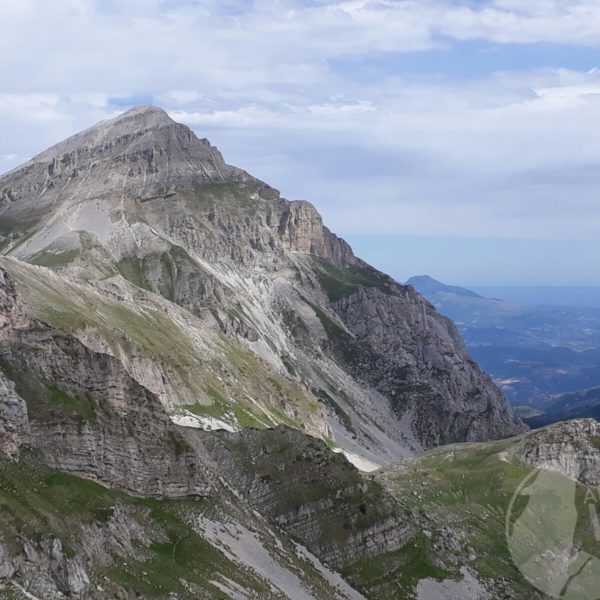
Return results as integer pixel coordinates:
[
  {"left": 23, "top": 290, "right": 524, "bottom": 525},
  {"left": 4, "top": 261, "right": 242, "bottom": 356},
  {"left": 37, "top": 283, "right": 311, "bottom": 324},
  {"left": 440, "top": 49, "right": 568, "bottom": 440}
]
[
  {"left": 0, "top": 373, "right": 29, "bottom": 456},
  {"left": 510, "top": 418, "right": 600, "bottom": 485},
  {"left": 0, "top": 269, "right": 213, "bottom": 498},
  {"left": 332, "top": 285, "right": 525, "bottom": 447}
]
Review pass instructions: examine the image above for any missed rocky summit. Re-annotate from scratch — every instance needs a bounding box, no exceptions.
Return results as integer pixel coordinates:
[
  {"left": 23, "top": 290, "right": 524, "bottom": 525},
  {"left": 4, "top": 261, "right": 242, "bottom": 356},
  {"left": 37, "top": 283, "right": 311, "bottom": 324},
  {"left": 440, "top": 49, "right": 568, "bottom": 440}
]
[
  {"left": 0, "top": 106, "right": 531, "bottom": 599},
  {"left": 0, "top": 105, "right": 524, "bottom": 459}
]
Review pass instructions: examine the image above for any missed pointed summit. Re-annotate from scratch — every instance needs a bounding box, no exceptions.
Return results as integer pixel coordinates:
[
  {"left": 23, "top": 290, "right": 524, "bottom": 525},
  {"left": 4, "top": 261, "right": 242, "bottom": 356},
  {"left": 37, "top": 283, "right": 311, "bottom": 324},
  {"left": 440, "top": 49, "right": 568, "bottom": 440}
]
[
  {"left": 12, "top": 104, "right": 243, "bottom": 188},
  {"left": 118, "top": 104, "right": 172, "bottom": 119},
  {"left": 0, "top": 106, "right": 246, "bottom": 234},
  {"left": 101, "top": 103, "right": 176, "bottom": 132},
  {"left": 30, "top": 104, "right": 179, "bottom": 165},
  {"left": 407, "top": 275, "right": 483, "bottom": 299}
]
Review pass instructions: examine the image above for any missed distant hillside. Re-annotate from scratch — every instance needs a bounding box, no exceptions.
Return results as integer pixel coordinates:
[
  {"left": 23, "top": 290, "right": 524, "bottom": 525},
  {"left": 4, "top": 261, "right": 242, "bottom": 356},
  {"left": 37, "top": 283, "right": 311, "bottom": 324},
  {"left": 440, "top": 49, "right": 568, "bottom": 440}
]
[
  {"left": 525, "top": 386, "right": 600, "bottom": 428},
  {"left": 407, "top": 275, "right": 483, "bottom": 299},
  {"left": 409, "top": 274, "right": 600, "bottom": 407},
  {"left": 406, "top": 274, "right": 525, "bottom": 328}
]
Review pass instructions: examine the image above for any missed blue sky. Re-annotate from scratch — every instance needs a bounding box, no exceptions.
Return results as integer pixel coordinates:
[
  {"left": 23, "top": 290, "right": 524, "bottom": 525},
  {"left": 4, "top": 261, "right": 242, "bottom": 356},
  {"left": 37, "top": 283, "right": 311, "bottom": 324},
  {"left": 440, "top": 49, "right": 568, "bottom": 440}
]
[{"left": 2, "top": 0, "right": 600, "bottom": 285}]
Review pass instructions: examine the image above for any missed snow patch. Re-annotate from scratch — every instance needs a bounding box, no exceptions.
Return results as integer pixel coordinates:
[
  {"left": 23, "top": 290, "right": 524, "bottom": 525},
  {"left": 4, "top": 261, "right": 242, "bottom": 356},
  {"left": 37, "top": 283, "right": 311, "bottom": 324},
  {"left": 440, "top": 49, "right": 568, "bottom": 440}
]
[
  {"left": 171, "top": 410, "right": 236, "bottom": 432},
  {"left": 332, "top": 447, "right": 381, "bottom": 473},
  {"left": 498, "top": 451, "right": 511, "bottom": 463}
]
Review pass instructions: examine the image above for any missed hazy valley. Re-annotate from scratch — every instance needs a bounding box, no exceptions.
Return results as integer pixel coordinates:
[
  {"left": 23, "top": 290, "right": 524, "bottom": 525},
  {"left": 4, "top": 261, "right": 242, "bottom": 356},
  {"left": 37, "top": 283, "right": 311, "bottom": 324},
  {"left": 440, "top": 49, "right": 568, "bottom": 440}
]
[{"left": 408, "top": 276, "right": 600, "bottom": 427}]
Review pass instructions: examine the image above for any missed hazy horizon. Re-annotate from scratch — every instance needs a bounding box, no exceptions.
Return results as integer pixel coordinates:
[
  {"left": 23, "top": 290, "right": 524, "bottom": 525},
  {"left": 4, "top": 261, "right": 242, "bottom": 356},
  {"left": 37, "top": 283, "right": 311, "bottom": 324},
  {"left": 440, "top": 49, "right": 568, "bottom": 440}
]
[{"left": 346, "top": 234, "right": 600, "bottom": 289}]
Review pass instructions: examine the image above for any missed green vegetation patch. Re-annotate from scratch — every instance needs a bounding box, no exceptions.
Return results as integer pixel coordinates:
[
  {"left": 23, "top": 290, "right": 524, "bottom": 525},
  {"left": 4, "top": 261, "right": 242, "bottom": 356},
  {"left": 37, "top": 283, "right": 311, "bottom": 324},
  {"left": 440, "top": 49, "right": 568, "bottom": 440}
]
[
  {"left": 311, "top": 256, "right": 394, "bottom": 302},
  {"left": 214, "top": 332, "right": 322, "bottom": 432},
  {"left": 116, "top": 256, "right": 152, "bottom": 291},
  {"left": 376, "top": 439, "right": 545, "bottom": 597},
  {"left": 117, "top": 243, "right": 211, "bottom": 305},
  {"left": 1, "top": 258, "right": 199, "bottom": 369},
  {"left": 48, "top": 384, "right": 98, "bottom": 422},
  {"left": 343, "top": 535, "right": 454, "bottom": 599},
  {"left": 589, "top": 436, "right": 600, "bottom": 452},
  {"left": 0, "top": 356, "right": 97, "bottom": 423},
  {"left": 184, "top": 383, "right": 271, "bottom": 430},
  {"left": 187, "top": 181, "right": 262, "bottom": 215},
  {"left": 30, "top": 249, "right": 80, "bottom": 268}
]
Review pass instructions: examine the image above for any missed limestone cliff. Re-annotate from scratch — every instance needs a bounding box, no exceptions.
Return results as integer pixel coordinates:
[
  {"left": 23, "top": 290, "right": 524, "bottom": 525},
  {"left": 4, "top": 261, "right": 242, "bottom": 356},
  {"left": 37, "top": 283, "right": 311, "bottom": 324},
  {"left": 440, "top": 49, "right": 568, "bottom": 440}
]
[{"left": 0, "top": 268, "right": 213, "bottom": 498}]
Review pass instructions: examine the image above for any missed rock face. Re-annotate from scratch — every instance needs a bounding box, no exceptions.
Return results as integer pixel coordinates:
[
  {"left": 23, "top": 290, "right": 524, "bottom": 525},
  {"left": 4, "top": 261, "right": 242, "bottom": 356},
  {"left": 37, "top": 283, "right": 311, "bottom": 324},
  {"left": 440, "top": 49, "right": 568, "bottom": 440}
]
[
  {"left": 0, "top": 104, "right": 524, "bottom": 466},
  {"left": 0, "top": 265, "right": 412, "bottom": 598},
  {"left": 0, "top": 270, "right": 214, "bottom": 498},
  {"left": 0, "top": 373, "right": 29, "bottom": 456},
  {"left": 510, "top": 418, "right": 600, "bottom": 486},
  {"left": 331, "top": 285, "right": 522, "bottom": 447},
  {"left": 0, "top": 536, "right": 92, "bottom": 599}
]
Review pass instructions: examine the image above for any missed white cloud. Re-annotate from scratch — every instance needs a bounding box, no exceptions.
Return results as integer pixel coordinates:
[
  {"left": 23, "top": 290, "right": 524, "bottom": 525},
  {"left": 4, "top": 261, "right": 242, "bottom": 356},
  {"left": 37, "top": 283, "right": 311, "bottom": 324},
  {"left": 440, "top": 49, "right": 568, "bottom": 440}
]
[
  {"left": 2, "top": 1, "right": 600, "bottom": 97},
  {"left": 2, "top": 1, "right": 600, "bottom": 241}
]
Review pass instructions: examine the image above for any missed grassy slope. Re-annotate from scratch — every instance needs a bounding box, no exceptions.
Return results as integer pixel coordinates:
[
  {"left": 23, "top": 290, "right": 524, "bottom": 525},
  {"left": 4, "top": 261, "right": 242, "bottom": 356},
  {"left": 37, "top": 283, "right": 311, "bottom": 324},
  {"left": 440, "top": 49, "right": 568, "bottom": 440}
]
[
  {"left": 364, "top": 435, "right": 600, "bottom": 599},
  {"left": 311, "top": 256, "right": 395, "bottom": 303},
  {"left": 0, "top": 257, "right": 322, "bottom": 437},
  {"left": 0, "top": 449, "right": 365, "bottom": 599},
  {"left": 376, "top": 439, "right": 531, "bottom": 591}
]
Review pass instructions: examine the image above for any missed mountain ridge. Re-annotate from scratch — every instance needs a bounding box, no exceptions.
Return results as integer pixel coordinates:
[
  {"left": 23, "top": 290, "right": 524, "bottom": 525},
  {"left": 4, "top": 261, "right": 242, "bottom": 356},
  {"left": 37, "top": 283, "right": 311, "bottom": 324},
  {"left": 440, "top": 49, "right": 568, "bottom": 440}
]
[{"left": 0, "top": 105, "right": 525, "bottom": 466}]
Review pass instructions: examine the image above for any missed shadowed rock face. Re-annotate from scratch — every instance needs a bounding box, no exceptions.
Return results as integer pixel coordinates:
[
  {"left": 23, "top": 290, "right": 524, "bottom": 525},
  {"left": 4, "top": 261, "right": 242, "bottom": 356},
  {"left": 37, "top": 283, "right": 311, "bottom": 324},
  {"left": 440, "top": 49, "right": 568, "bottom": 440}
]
[
  {"left": 332, "top": 285, "right": 523, "bottom": 447},
  {"left": 0, "top": 105, "right": 525, "bottom": 466},
  {"left": 195, "top": 426, "right": 412, "bottom": 569}
]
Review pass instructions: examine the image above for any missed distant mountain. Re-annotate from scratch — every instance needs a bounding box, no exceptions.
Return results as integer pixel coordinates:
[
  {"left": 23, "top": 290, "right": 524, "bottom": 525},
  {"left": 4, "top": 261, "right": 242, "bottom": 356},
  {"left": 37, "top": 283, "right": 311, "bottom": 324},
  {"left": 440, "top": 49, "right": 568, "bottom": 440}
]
[
  {"left": 406, "top": 274, "right": 524, "bottom": 327},
  {"left": 406, "top": 275, "right": 483, "bottom": 299}
]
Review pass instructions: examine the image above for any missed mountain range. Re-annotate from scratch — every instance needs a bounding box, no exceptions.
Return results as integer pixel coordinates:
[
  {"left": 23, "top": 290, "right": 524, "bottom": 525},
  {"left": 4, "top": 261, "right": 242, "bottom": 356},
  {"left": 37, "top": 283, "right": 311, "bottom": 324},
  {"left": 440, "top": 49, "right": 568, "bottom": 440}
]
[{"left": 3, "top": 105, "right": 592, "bottom": 599}]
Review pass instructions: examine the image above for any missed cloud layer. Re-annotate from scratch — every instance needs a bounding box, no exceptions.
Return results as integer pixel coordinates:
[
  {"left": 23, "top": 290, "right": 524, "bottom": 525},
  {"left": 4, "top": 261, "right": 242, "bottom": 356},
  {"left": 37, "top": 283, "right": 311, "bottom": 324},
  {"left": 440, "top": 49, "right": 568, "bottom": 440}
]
[{"left": 2, "top": 0, "right": 600, "bottom": 241}]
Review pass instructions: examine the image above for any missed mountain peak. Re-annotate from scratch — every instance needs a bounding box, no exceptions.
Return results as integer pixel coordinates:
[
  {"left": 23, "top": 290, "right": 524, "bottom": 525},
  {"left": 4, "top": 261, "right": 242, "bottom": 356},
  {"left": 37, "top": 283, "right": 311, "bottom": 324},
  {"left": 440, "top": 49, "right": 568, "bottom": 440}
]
[
  {"left": 0, "top": 105, "right": 249, "bottom": 236},
  {"left": 407, "top": 275, "right": 483, "bottom": 299},
  {"left": 408, "top": 275, "right": 440, "bottom": 286},
  {"left": 120, "top": 103, "right": 170, "bottom": 117},
  {"left": 109, "top": 104, "right": 175, "bottom": 128},
  {"left": 28, "top": 104, "right": 179, "bottom": 165}
]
